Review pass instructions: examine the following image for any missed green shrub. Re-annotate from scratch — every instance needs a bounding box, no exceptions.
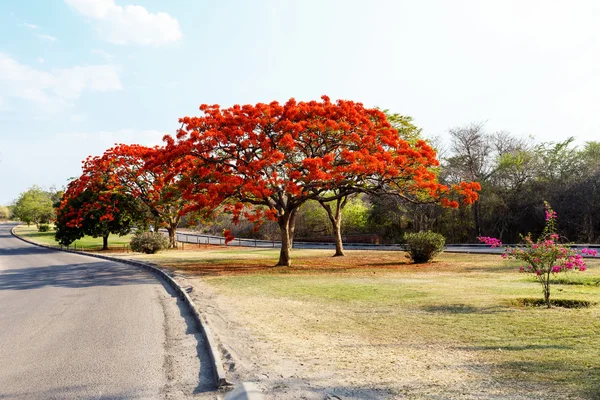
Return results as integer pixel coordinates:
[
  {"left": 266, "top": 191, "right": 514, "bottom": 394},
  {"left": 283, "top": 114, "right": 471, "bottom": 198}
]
[
  {"left": 130, "top": 232, "right": 169, "bottom": 254},
  {"left": 38, "top": 224, "right": 51, "bottom": 232},
  {"left": 404, "top": 231, "right": 446, "bottom": 263}
]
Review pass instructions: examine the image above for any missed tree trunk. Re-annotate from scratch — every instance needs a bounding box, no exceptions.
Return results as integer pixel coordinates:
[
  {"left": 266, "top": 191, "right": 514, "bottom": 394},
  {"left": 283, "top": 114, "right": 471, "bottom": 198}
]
[
  {"left": 288, "top": 208, "right": 298, "bottom": 249},
  {"left": 276, "top": 213, "right": 292, "bottom": 267},
  {"left": 541, "top": 273, "right": 551, "bottom": 308},
  {"left": 319, "top": 196, "right": 348, "bottom": 257},
  {"left": 472, "top": 201, "right": 481, "bottom": 238},
  {"left": 102, "top": 234, "right": 109, "bottom": 251},
  {"left": 167, "top": 226, "right": 177, "bottom": 249}
]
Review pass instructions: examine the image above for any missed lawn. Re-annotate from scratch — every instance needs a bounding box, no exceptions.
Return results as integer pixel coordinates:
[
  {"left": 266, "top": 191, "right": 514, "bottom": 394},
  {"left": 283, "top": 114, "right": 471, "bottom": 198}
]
[
  {"left": 121, "top": 247, "right": 600, "bottom": 399},
  {"left": 14, "top": 224, "right": 134, "bottom": 251}
]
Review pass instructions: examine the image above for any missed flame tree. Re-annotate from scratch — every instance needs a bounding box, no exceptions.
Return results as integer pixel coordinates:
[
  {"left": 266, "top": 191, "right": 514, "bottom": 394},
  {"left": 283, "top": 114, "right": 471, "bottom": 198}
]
[
  {"left": 172, "top": 96, "right": 480, "bottom": 266},
  {"left": 55, "top": 156, "right": 141, "bottom": 250},
  {"left": 98, "top": 144, "right": 197, "bottom": 248}
]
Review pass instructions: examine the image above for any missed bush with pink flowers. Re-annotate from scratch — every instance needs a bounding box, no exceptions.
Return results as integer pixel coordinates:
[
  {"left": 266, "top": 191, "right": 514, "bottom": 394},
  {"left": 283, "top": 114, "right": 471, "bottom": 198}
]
[{"left": 479, "top": 202, "right": 597, "bottom": 308}]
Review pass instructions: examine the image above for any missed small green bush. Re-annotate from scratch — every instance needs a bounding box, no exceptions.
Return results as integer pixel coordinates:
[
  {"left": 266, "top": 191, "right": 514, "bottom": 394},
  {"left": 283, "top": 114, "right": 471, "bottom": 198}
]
[
  {"left": 38, "top": 224, "right": 51, "bottom": 232},
  {"left": 130, "top": 232, "right": 169, "bottom": 254},
  {"left": 404, "top": 231, "right": 446, "bottom": 263}
]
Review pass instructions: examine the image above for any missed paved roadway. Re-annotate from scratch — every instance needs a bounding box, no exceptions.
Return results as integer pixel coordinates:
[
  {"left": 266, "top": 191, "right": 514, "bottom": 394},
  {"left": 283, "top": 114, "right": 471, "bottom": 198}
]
[{"left": 0, "top": 222, "right": 216, "bottom": 399}]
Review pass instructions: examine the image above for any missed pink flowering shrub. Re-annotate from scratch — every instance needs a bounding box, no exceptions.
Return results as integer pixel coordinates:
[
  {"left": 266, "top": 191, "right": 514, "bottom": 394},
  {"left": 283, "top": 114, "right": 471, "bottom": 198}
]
[{"left": 478, "top": 201, "right": 597, "bottom": 308}]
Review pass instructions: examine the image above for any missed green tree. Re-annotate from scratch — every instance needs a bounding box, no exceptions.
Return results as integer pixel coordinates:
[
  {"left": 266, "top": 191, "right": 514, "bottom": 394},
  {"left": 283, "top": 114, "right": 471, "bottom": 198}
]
[
  {"left": 12, "top": 186, "right": 55, "bottom": 228},
  {"left": 0, "top": 205, "right": 11, "bottom": 220}
]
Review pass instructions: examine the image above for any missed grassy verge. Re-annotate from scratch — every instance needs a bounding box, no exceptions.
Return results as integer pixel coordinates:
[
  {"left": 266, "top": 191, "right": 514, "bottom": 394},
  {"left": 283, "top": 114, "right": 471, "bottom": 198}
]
[
  {"left": 122, "top": 247, "right": 600, "bottom": 398},
  {"left": 14, "top": 224, "right": 133, "bottom": 251}
]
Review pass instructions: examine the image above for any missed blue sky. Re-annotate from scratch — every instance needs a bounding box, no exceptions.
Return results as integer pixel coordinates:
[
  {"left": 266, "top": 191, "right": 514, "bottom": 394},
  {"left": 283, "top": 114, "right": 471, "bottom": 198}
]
[{"left": 1, "top": 0, "right": 599, "bottom": 204}]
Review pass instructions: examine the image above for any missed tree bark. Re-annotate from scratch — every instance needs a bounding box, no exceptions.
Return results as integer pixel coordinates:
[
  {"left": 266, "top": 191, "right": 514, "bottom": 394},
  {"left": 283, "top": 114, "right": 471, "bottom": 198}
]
[
  {"left": 472, "top": 201, "right": 481, "bottom": 238},
  {"left": 102, "top": 234, "right": 109, "bottom": 250},
  {"left": 319, "top": 196, "right": 348, "bottom": 257},
  {"left": 276, "top": 213, "right": 293, "bottom": 267},
  {"left": 288, "top": 208, "right": 298, "bottom": 249},
  {"left": 540, "top": 273, "right": 552, "bottom": 308},
  {"left": 167, "top": 226, "right": 177, "bottom": 249}
]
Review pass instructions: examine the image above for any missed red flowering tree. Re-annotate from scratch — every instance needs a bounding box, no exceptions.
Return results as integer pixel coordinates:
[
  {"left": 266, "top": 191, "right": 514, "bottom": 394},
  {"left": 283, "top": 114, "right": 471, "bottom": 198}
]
[
  {"left": 175, "top": 96, "right": 480, "bottom": 266},
  {"left": 99, "top": 144, "right": 198, "bottom": 248},
  {"left": 55, "top": 156, "right": 140, "bottom": 250},
  {"left": 308, "top": 126, "right": 479, "bottom": 256}
]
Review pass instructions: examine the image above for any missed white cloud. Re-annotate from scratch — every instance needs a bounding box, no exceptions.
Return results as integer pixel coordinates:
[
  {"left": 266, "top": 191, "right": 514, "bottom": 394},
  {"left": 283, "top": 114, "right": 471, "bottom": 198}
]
[
  {"left": 22, "top": 23, "right": 39, "bottom": 30},
  {"left": 90, "top": 48, "right": 113, "bottom": 59},
  {"left": 38, "top": 34, "right": 57, "bottom": 42},
  {"left": 0, "top": 53, "right": 122, "bottom": 110},
  {"left": 65, "top": 0, "right": 183, "bottom": 46}
]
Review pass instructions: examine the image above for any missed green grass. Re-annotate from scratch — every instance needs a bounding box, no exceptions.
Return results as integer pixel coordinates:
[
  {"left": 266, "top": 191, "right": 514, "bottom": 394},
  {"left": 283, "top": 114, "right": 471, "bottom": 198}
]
[
  {"left": 121, "top": 247, "right": 600, "bottom": 398},
  {"left": 14, "top": 224, "right": 133, "bottom": 250}
]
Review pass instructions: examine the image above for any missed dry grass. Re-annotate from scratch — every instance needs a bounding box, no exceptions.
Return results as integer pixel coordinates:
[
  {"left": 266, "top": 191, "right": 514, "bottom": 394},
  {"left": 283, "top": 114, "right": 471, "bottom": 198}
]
[{"left": 119, "top": 247, "right": 600, "bottom": 399}]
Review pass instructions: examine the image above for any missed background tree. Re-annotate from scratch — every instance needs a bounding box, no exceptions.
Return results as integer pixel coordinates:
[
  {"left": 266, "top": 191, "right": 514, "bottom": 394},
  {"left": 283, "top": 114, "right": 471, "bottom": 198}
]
[
  {"left": 0, "top": 205, "right": 11, "bottom": 220},
  {"left": 55, "top": 156, "right": 141, "bottom": 250},
  {"left": 12, "top": 185, "right": 55, "bottom": 228},
  {"left": 99, "top": 144, "right": 196, "bottom": 248}
]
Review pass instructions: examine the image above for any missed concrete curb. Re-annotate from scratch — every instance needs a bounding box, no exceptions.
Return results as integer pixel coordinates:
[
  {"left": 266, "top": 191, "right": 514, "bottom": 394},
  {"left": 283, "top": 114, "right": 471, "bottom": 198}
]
[{"left": 10, "top": 226, "right": 230, "bottom": 390}]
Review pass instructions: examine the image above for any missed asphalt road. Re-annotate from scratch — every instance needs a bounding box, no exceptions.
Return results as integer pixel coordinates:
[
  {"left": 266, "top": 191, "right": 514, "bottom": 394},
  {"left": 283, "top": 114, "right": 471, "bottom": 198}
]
[{"left": 0, "top": 222, "right": 216, "bottom": 399}]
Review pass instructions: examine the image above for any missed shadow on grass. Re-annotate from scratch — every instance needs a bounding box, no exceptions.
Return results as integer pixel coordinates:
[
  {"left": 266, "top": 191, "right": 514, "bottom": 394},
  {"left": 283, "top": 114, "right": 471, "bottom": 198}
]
[
  {"left": 487, "top": 361, "right": 600, "bottom": 400},
  {"left": 422, "top": 304, "right": 504, "bottom": 314},
  {"left": 458, "top": 344, "right": 571, "bottom": 351},
  {"left": 550, "top": 277, "right": 600, "bottom": 286},
  {"left": 510, "top": 298, "right": 595, "bottom": 308}
]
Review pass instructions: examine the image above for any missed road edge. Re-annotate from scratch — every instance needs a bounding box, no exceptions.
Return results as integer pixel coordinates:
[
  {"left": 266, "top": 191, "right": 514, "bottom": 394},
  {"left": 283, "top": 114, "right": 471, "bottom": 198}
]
[{"left": 10, "top": 225, "right": 230, "bottom": 390}]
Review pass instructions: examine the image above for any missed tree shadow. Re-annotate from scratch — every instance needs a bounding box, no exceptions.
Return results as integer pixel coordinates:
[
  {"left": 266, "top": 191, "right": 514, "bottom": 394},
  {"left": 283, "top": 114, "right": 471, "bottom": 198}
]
[
  {"left": 0, "top": 384, "right": 150, "bottom": 399},
  {"left": 479, "top": 361, "right": 600, "bottom": 400},
  {"left": 0, "top": 261, "right": 155, "bottom": 290},
  {"left": 421, "top": 303, "right": 503, "bottom": 314},
  {"left": 0, "top": 245, "right": 58, "bottom": 257},
  {"left": 457, "top": 344, "right": 571, "bottom": 351}
]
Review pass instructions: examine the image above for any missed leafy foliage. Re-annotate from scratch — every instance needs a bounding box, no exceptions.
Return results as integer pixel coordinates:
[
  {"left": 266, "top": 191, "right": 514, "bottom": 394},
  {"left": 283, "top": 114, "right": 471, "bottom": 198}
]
[
  {"left": 38, "top": 223, "right": 50, "bottom": 232},
  {"left": 54, "top": 155, "right": 142, "bottom": 249},
  {"left": 130, "top": 231, "right": 169, "bottom": 254},
  {"left": 12, "top": 186, "right": 55, "bottom": 227},
  {"left": 404, "top": 231, "right": 446, "bottom": 263},
  {"left": 0, "top": 205, "right": 11, "bottom": 220}
]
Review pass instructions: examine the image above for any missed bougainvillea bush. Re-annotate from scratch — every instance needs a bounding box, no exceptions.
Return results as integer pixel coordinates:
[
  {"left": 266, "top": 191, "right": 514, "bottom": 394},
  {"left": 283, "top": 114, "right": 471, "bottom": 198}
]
[{"left": 479, "top": 202, "right": 597, "bottom": 308}]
